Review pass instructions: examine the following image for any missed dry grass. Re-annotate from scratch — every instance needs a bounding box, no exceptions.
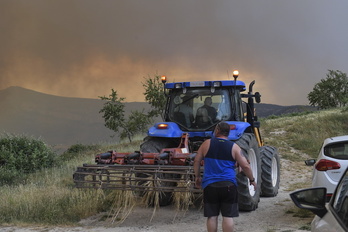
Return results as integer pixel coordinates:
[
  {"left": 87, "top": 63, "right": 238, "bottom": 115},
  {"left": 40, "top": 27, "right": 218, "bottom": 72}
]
[
  {"left": 286, "top": 206, "right": 314, "bottom": 219},
  {"left": 108, "top": 190, "right": 137, "bottom": 224},
  {"left": 140, "top": 177, "right": 162, "bottom": 222},
  {"left": 173, "top": 179, "right": 194, "bottom": 212},
  {"left": 286, "top": 181, "right": 312, "bottom": 192},
  {"left": 0, "top": 183, "right": 106, "bottom": 225}
]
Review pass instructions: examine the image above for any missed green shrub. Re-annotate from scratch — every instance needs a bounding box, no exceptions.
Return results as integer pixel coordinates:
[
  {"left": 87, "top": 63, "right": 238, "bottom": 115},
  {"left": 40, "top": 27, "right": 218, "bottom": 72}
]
[
  {"left": 66, "top": 143, "right": 101, "bottom": 154},
  {"left": 0, "top": 134, "right": 57, "bottom": 185},
  {"left": 59, "top": 143, "right": 102, "bottom": 161}
]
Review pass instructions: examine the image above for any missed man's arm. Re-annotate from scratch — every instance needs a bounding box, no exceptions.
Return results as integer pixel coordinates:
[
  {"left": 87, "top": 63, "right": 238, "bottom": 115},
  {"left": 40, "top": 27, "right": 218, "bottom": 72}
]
[
  {"left": 232, "top": 144, "right": 257, "bottom": 189},
  {"left": 194, "top": 140, "right": 209, "bottom": 188}
]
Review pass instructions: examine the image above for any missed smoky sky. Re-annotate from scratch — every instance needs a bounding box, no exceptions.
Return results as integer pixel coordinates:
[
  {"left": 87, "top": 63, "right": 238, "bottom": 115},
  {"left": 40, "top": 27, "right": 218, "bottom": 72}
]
[{"left": 1, "top": 0, "right": 348, "bottom": 105}]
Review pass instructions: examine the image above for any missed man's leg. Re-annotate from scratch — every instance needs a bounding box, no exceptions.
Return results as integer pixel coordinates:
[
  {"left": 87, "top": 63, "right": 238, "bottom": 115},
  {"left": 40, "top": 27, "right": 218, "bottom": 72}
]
[
  {"left": 222, "top": 217, "right": 234, "bottom": 232},
  {"left": 207, "top": 216, "right": 218, "bottom": 232}
]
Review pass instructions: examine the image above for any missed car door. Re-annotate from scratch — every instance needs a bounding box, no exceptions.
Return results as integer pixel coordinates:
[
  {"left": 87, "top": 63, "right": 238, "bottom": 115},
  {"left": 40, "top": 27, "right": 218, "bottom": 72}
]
[
  {"left": 290, "top": 168, "right": 348, "bottom": 232},
  {"left": 312, "top": 168, "right": 348, "bottom": 231},
  {"left": 330, "top": 168, "right": 348, "bottom": 229}
]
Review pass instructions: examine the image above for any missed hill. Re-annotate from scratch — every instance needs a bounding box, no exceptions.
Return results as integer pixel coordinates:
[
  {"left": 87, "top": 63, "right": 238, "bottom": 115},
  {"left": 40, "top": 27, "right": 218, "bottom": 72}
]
[
  {"left": 0, "top": 86, "right": 315, "bottom": 151},
  {"left": 0, "top": 86, "right": 152, "bottom": 151},
  {"left": 254, "top": 103, "right": 316, "bottom": 118}
]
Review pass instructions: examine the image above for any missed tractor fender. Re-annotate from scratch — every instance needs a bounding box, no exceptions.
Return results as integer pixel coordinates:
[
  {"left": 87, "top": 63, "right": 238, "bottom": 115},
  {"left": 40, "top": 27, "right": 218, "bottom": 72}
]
[
  {"left": 226, "top": 121, "right": 251, "bottom": 140},
  {"left": 148, "top": 122, "right": 183, "bottom": 138}
]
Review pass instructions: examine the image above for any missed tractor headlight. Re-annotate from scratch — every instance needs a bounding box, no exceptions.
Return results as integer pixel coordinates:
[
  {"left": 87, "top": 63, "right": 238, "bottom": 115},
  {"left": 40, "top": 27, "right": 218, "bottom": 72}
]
[{"left": 157, "top": 124, "right": 168, "bottom": 129}]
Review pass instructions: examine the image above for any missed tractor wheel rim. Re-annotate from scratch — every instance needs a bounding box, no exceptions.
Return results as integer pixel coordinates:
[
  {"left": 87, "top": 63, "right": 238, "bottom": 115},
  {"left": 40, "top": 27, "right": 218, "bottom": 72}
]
[
  {"left": 248, "top": 149, "right": 257, "bottom": 197},
  {"left": 271, "top": 156, "right": 278, "bottom": 187}
]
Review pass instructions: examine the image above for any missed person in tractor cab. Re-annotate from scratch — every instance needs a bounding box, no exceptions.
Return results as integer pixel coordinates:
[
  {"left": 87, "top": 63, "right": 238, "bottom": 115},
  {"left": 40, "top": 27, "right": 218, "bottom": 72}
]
[
  {"left": 177, "top": 96, "right": 194, "bottom": 128},
  {"left": 194, "top": 121, "right": 257, "bottom": 232},
  {"left": 195, "top": 97, "right": 217, "bottom": 128},
  {"left": 216, "top": 95, "right": 231, "bottom": 121}
]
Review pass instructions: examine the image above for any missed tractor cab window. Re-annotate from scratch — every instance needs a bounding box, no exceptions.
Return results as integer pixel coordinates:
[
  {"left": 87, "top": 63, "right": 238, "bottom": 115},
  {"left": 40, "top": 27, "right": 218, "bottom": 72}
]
[{"left": 168, "top": 88, "right": 234, "bottom": 130}]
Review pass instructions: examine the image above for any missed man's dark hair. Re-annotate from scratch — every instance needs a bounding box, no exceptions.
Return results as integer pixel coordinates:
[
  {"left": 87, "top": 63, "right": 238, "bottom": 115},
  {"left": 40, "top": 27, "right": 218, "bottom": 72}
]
[{"left": 216, "top": 121, "right": 230, "bottom": 136}]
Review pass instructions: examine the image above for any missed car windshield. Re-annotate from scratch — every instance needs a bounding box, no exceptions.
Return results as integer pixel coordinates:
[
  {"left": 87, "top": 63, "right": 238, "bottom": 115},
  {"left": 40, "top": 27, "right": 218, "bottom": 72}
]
[
  {"left": 168, "top": 88, "right": 239, "bottom": 130},
  {"left": 324, "top": 142, "right": 348, "bottom": 160}
]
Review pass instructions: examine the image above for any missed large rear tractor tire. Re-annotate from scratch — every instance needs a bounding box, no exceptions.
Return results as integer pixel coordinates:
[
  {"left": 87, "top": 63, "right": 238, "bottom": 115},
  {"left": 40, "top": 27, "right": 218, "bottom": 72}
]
[
  {"left": 235, "top": 133, "right": 261, "bottom": 211},
  {"left": 140, "top": 136, "right": 178, "bottom": 153},
  {"left": 140, "top": 136, "right": 179, "bottom": 206},
  {"left": 260, "top": 146, "right": 280, "bottom": 197}
]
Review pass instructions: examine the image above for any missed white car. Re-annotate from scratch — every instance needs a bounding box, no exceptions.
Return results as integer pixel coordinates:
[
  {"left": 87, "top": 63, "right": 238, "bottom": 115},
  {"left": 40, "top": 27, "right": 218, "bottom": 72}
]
[
  {"left": 306, "top": 135, "right": 348, "bottom": 201},
  {"left": 290, "top": 167, "right": 348, "bottom": 231}
]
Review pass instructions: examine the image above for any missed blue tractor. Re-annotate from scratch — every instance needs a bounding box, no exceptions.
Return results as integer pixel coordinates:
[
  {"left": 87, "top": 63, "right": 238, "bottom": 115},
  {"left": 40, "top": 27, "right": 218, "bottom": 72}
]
[{"left": 74, "top": 71, "right": 280, "bottom": 211}]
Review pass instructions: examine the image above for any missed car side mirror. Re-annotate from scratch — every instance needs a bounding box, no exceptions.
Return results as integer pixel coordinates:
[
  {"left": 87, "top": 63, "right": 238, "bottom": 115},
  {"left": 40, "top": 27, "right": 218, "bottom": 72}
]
[
  {"left": 305, "top": 159, "right": 316, "bottom": 166},
  {"left": 290, "top": 187, "right": 328, "bottom": 218}
]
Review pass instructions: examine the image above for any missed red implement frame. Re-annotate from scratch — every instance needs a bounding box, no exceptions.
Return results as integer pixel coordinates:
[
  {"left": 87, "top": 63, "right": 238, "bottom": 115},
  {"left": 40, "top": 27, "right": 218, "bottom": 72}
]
[{"left": 95, "top": 133, "right": 197, "bottom": 166}]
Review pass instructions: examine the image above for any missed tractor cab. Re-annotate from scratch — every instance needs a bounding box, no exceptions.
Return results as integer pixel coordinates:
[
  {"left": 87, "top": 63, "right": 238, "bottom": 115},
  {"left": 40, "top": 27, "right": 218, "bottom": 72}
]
[{"left": 164, "top": 79, "right": 247, "bottom": 131}]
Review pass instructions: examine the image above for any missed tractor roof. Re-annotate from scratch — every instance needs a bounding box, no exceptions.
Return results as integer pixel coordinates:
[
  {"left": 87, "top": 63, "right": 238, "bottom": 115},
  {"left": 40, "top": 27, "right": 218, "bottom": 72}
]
[{"left": 165, "top": 80, "right": 246, "bottom": 91}]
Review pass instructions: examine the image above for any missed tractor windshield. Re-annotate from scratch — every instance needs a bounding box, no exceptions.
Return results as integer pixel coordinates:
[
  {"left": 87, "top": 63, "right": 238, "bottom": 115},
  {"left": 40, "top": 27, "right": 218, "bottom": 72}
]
[{"left": 168, "top": 88, "right": 237, "bottom": 130}]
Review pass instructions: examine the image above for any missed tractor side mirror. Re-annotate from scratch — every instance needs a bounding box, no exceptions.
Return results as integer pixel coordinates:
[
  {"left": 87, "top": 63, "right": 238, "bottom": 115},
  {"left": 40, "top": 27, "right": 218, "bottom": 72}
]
[{"left": 255, "top": 92, "right": 261, "bottom": 103}]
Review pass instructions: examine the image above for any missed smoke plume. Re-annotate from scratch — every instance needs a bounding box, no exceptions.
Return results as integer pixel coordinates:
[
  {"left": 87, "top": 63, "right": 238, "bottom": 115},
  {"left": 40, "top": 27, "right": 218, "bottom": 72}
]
[{"left": 1, "top": 0, "right": 348, "bottom": 105}]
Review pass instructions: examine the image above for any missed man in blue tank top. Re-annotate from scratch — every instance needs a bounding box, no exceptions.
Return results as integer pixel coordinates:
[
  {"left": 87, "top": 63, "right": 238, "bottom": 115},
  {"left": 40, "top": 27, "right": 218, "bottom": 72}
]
[{"left": 194, "top": 121, "right": 257, "bottom": 232}]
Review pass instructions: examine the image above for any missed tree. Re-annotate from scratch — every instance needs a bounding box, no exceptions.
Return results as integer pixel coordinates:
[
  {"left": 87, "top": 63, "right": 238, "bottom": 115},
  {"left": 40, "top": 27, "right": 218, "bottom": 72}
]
[
  {"left": 99, "top": 89, "right": 125, "bottom": 134},
  {"left": 99, "top": 89, "right": 151, "bottom": 142},
  {"left": 100, "top": 74, "right": 167, "bottom": 142},
  {"left": 142, "top": 75, "right": 166, "bottom": 120},
  {"left": 120, "top": 110, "right": 151, "bottom": 142},
  {"left": 308, "top": 70, "right": 348, "bottom": 109}
]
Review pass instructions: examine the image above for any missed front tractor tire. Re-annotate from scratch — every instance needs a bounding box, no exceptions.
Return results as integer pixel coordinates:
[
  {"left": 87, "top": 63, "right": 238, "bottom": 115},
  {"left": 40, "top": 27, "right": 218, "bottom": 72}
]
[
  {"left": 235, "top": 133, "right": 261, "bottom": 211},
  {"left": 260, "top": 146, "right": 280, "bottom": 197}
]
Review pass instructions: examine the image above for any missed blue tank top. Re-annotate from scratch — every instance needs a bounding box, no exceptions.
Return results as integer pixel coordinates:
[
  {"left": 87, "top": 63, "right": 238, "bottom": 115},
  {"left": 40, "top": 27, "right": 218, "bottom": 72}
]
[{"left": 202, "top": 137, "right": 237, "bottom": 189}]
